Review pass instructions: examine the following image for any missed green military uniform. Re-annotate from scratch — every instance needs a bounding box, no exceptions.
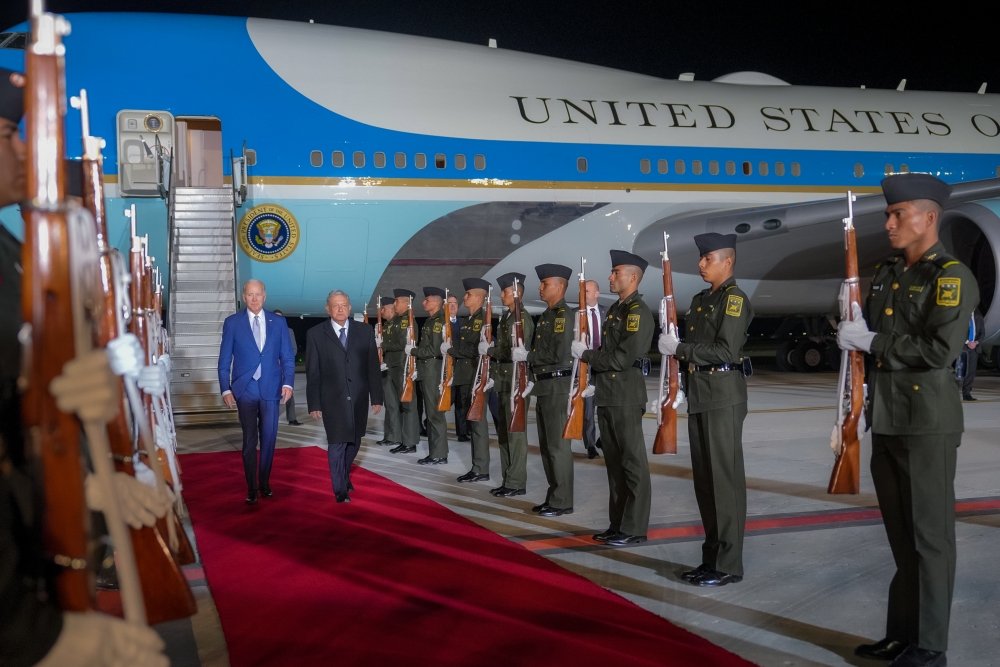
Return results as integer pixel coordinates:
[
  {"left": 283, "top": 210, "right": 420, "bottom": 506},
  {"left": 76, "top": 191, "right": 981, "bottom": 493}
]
[
  {"left": 529, "top": 265, "right": 576, "bottom": 510},
  {"left": 451, "top": 303, "right": 490, "bottom": 476},
  {"left": 675, "top": 272, "right": 753, "bottom": 577},
  {"left": 376, "top": 300, "right": 398, "bottom": 445},
  {"left": 414, "top": 293, "right": 449, "bottom": 460},
  {"left": 582, "top": 287, "right": 654, "bottom": 538},
  {"left": 382, "top": 294, "right": 419, "bottom": 448},
  {"left": 490, "top": 275, "right": 535, "bottom": 492},
  {"left": 863, "top": 241, "right": 977, "bottom": 652}
]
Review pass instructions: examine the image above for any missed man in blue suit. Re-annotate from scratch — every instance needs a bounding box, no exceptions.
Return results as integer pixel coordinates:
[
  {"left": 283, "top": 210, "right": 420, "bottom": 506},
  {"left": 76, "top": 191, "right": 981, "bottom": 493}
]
[{"left": 218, "top": 279, "right": 296, "bottom": 504}]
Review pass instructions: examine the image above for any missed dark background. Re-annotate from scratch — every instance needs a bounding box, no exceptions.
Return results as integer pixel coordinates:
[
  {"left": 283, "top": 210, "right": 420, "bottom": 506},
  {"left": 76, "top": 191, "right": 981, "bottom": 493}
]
[{"left": 1, "top": 1, "right": 997, "bottom": 93}]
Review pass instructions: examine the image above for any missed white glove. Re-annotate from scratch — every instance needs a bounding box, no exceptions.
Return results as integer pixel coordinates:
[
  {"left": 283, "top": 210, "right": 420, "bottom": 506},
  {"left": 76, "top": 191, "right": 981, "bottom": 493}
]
[
  {"left": 380, "top": 362, "right": 388, "bottom": 372},
  {"left": 85, "top": 472, "right": 174, "bottom": 529},
  {"left": 106, "top": 334, "right": 144, "bottom": 379},
  {"left": 483, "top": 378, "right": 495, "bottom": 391},
  {"left": 581, "top": 384, "right": 596, "bottom": 398},
  {"left": 837, "top": 304, "right": 876, "bottom": 352},
  {"left": 156, "top": 353, "right": 171, "bottom": 373},
  {"left": 411, "top": 370, "right": 419, "bottom": 381},
  {"left": 404, "top": 342, "right": 415, "bottom": 356},
  {"left": 375, "top": 334, "right": 383, "bottom": 348},
  {"left": 512, "top": 345, "right": 529, "bottom": 362},
  {"left": 571, "top": 340, "right": 587, "bottom": 359},
  {"left": 50, "top": 350, "right": 120, "bottom": 424},
  {"left": 36, "top": 611, "right": 168, "bottom": 667},
  {"left": 440, "top": 341, "right": 452, "bottom": 356},
  {"left": 478, "top": 340, "right": 492, "bottom": 356},
  {"left": 137, "top": 364, "right": 167, "bottom": 397},
  {"left": 658, "top": 324, "right": 680, "bottom": 356}
]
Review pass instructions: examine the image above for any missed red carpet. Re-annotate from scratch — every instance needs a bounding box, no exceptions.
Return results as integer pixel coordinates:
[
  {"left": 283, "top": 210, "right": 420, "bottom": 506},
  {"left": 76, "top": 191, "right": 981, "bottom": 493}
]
[{"left": 180, "top": 446, "right": 753, "bottom": 667}]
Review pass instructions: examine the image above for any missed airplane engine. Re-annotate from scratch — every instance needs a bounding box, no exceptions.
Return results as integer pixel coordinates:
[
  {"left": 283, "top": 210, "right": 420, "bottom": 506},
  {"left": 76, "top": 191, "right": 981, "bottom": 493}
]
[{"left": 940, "top": 201, "right": 1000, "bottom": 343}]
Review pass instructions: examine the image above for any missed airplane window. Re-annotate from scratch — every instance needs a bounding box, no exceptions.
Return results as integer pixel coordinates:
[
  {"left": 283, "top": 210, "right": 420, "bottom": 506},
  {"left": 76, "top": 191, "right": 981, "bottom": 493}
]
[
  {"left": 332, "top": 151, "right": 345, "bottom": 168},
  {"left": 758, "top": 161, "right": 768, "bottom": 176},
  {"left": 775, "top": 162, "right": 785, "bottom": 176},
  {"left": 474, "top": 154, "right": 486, "bottom": 170},
  {"left": 640, "top": 159, "right": 651, "bottom": 174},
  {"left": 692, "top": 160, "right": 703, "bottom": 175},
  {"left": 577, "top": 157, "right": 588, "bottom": 173},
  {"left": 415, "top": 153, "right": 427, "bottom": 169},
  {"left": 742, "top": 161, "right": 752, "bottom": 176},
  {"left": 395, "top": 152, "right": 406, "bottom": 169},
  {"left": 899, "top": 164, "right": 910, "bottom": 173},
  {"left": 309, "top": 150, "right": 323, "bottom": 168},
  {"left": 245, "top": 149, "right": 257, "bottom": 167},
  {"left": 791, "top": 162, "right": 801, "bottom": 177},
  {"left": 374, "top": 152, "right": 386, "bottom": 168},
  {"left": 675, "top": 159, "right": 686, "bottom": 175},
  {"left": 884, "top": 164, "right": 893, "bottom": 175},
  {"left": 455, "top": 154, "right": 467, "bottom": 170},
  {"left": 435, "top": 153, "right": 447, "bottom": 169},
  {"left": 709, "top": 160, "right": 719, "bottom": 176},
  {"left": 657, "top": 159, "right": 668, "bottom": 174},
  {"left": 353, "top": 151, "right": 366, "bottom": 168},
  {"left": 853, "top": 163, "right": 864, "bottom": 178},
  {"left": 725, "top": 161, "right": 736, "bottom": 176}
]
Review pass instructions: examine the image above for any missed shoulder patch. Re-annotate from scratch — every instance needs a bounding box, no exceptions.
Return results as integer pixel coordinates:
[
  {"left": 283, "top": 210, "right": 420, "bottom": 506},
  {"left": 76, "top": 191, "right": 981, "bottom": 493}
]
[
  {"left": 936, "top": 277, "right": 960, "bottom": 307},
  {"left": 626, "top": 313, "right": 640, "bottom": 331},
  {"left": 554, "top": 317, "right": 565, "bottom": 333},
  {"left": 472, "top": 320, "right": 482, "bottom": 332},
  {"left": 725, "top": 294, "right": 744, "bottom": 317}
]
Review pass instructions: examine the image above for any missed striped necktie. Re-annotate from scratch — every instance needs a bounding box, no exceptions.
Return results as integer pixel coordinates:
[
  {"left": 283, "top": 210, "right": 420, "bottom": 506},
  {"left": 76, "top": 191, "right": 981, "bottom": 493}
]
[{"left": 252, "top": 315, "right": 263, "bottom": 380}]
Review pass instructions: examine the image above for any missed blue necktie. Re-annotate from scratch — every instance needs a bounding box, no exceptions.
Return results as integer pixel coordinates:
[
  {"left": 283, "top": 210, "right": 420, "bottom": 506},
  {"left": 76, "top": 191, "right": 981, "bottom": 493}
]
[
  {"left": 252, "top": 315, "right": 263, "bottom": 380},
  {"left": 339, "top": 326, "right": 347, "bottom": 347}
]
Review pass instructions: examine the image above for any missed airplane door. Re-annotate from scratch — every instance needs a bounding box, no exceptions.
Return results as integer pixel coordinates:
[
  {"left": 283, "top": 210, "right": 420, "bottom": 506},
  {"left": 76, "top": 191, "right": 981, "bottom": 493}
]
[{"left": 175, "top": 116, "right": 223, "bottom": 187}]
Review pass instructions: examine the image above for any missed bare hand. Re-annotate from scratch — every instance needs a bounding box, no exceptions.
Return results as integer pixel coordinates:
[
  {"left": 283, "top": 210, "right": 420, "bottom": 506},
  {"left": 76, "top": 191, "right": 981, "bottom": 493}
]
[
  {"left": 310, "top": 410, "right": 323, "bottom": 420},
  {"left": 372, "top": 404, "right": 383, "bottom": 414},
  {"left": 280, "top": 386, "right": 293, "bottom": 404},
  {"left": 222, "top": 393, "right": 236, "bottom": 409}
]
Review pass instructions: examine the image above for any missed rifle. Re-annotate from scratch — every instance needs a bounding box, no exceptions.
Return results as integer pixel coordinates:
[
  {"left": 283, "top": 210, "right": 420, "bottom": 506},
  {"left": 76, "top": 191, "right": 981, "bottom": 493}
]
[
  {"left": 375, "top": 297, "right": 385, "bottom": 366},
  {"left": 467, "top": 286, "right": 493, "bottom": 421},
  {"left": 653, "top": 232, "right": 682, "bottom": 455},
  {"left": 73, "top": 91, "right": 196, "bottom": 622},
  {"left": 828, "top": 192, "right": 864, "bottom": 494},
  {"left": 508, "top": 277, "right": 532, "bottom": 432},
  {"left": 436, "top": 288, "right": 454, "bottom": 410},
  {"left": 400, "top": 296, "right": 417, "bottom": 402},
  {"left": 562, "top": 257, "right": 589, "bottom": 440}
]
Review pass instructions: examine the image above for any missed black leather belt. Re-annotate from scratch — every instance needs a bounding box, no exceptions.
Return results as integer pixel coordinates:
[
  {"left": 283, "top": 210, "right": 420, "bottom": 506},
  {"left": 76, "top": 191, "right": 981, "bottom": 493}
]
[
  {"left": 535, "top": 368, "right": 572, "bottom": 380},
  {"left": 688, "top": 363, "right": 738, "bottom": 373},
  {"left": 632, "top": 359, "right": 643, "bottom": 369}
]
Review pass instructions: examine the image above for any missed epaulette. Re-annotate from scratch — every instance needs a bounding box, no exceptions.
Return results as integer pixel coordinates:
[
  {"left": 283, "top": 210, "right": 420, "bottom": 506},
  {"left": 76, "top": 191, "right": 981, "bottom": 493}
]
[{"left": 628, "top": 302, "right": 641, "bottom": 310}]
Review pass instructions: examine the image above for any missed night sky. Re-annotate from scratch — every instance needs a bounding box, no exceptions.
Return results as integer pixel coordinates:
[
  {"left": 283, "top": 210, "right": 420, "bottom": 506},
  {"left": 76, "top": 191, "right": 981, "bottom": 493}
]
[{"left": 1, "top": 0, "right": 997, "bottom": 94}]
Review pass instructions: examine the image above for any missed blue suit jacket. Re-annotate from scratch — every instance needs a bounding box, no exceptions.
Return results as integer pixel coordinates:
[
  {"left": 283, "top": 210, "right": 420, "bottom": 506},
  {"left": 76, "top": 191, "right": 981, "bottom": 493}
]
[{"left": 218, "top": 308, "right": 296, "bottom": 401}]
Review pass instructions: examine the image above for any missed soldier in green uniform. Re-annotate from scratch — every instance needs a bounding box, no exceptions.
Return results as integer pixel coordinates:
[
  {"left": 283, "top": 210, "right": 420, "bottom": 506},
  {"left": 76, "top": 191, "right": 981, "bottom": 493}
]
[
  {"left": 375, "top": 296, "right": 397, "bottom": 445},
  {"left": 384, "top": 288, "right": 420, "bottom": 454},
  {"left": 513, "top": 264, "right": 575, "bottom": 516},
  {"left": 448, "top": 278, "right": 492, "bottom": 483},
  {"left": 412, "top": 287, "right": 450, "bottom": 464},
  {"left": 573, "top": 250, "right": 654, "bottom": 545},
  {"left": 659, "top": 233, "right": 753, "bottom": 586},
  {"left": 838, "top": 174, "right": 977, "bottom": 667},
  {"left": 485, "top": 272, "right": 534, "bottom": 497}
]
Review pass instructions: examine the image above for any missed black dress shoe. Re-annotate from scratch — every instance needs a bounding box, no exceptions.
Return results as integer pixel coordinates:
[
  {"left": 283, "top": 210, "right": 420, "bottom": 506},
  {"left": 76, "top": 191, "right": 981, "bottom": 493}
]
[
  {"left": 245, "top": 491, "right": 258, "bottom": 505},
  {"left": 593, "top": 528, "right": 620, "bottom": 542},
  {"left": 538, "top": 506, "right": 573, "bottom": 517},
  {"left": 605, "top": 534, "right": 647, "bottom": 547},
  {"left": 855, "top": 638, "right": 908, "bottom": 661},
  {"left": 692, "top": 569, "right": 742, "bottom": 587},
  {"left": 490, "top": 485, "right": 509, "bottom": 496},
  {"left": 586, "top": 446, "right": 599, "bottom": 459},
  {"left": 457, "top": 470, "right": 487, "bottom": 483},
  {"left": 390, "top": 444, "right": 417, "bottom": 454},
  {"left": 260, "top": 487, "right": 273, "bottom": 498},
  {"left": 680, "top": 563, "right": 711, "bottom": 581},
  {"left": 457, "top": 435, "right": 471, "bottom": 442},
  {"left": 531, "top": 503, "right": 551, "bottom": 513},
  {"left": 889, "top": 645, "right": 945, "bottom": 667},
  {"left": 288, "top": 420, "right": 302, "bottom": 425},
  {"left": 335, "top": 493, "right": 351, "bottom": 503},
  {"left": 498, "top": 488, "right": 526, "bottom": 497},
  {"left": 417, "top": 456, "right": 448, "bottom": 465},
  {"left": 376, "top": 438, "right": 389, "bottom": 445},
  {"left": 963, "top": 394, "right": 976, "bottom": 401}
]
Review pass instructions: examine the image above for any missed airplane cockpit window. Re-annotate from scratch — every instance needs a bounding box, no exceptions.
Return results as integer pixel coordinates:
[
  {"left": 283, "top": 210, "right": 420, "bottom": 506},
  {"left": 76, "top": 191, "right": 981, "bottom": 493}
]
[
  {"left": 309, "top": 150, "right": 323, "bottom": 167},
  {"left": 353, "top": 151, "right": 365, "bottom": 168},
  {"left": 374, "top": 152, "right": 386, "bottom": 168},
  {"left": 434, "top": 153, "right": 446, "bottom": 169},
  {"left": 576, "top": 157, "right": 588, "bottom": 173},
  {"left": 0, "top": 32, "right": 27, "bottom": 49},
  {"left": 455, "top": 154, "right": 467, "bottom": 170},
  {"left": 394, "top": 152, "right": 406, "bottom": 169},
  {"left": 415, "top": 153, "right": 427, "bottom": 169}
]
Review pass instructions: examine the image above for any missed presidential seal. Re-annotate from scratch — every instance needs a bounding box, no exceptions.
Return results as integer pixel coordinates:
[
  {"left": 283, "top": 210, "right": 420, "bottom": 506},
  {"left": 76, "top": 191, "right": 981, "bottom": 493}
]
[{"left": 238, "top": 204, "right": 299, "bottom": 262}]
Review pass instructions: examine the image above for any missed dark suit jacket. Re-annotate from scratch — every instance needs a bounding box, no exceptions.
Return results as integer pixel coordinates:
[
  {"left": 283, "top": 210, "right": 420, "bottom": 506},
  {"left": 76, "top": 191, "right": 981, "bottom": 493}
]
[
  {"left": 580, "top": 303, "right": 608, "bottom": 349},
  {"left": 218, "top": 308, "right": 295, "bottom": 401},
  {"left": 305, "top": 320, "right": 384, "bottom": 444}
]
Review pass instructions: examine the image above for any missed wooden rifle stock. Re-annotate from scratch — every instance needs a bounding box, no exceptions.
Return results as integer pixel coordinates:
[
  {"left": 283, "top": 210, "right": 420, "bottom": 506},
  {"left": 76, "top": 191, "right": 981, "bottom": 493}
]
[
  {"left": 20, "top": 5, "right": 93, "bottom": 612},
  {"left": 509, "top": 279, "right": 528, "bottom": 433},
  {"left": 375, "top": 297, "right": 384, "bottom": 366},
  {"left": 562, "top": 259, "right": 588, "bottom": 440},
  {"left": 466, "top": 289, "right": 492, "bottom": 422},
  {"left": 829, "top": 192, "right": 863, "bottom": 494},
  {"left": 400, "top": 296, "right": 416, "bottom": 403},
  {"left": 436, "top": 289, "right": 454, "bottom": 410},
  {"left": 76, "top": 94, "right": 196, "bottom": 622},
  {"left": 653, "top": 233, "right": 679, "bottom": 455}
]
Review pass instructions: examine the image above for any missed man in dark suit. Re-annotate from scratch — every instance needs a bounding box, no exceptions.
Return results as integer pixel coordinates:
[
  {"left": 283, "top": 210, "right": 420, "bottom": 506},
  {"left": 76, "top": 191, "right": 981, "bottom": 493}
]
[
  {"left": 582, "top": 279, "right": 607, "bottom": 459},
  {"left": 272, "top": 309, "right": 302, "bottom": 424},
  {"left": 218, "top": 279, "right": 296, "bottom": 504},
  {"left": 306, "top": 290, "right": 384, "bottom": 503}
]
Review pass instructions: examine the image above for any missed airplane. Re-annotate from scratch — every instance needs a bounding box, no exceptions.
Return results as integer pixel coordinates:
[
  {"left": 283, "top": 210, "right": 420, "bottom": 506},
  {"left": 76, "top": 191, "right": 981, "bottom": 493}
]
[{"left": 2, "top": 12, "right": 999, "bottom": 390}]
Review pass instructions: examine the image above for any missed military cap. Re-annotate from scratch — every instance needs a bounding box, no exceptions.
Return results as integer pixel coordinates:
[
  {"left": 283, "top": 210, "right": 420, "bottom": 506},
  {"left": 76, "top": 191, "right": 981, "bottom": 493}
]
[
  {"left": 0, "top": 67, "right": 23, "bottom": 124},
  {"left": 423, "top": 286, "right": 446, "bottom": 298},
  {"left": 881, "top": 173, "right": 950, "bottom": 207},
  {"left": 379, "top": 296, "right": 395, "bottom": 307},
  {"left": 534, "top": 263, "right": 573, "bottom": 281},
  {"left": 497, "top": 271, "right": 526, "bottom": 290},
  {"left": 462, "top": 277, "right": 491, "bottom": 292},
  {"left": 393, "top": 288, "right": 416, "bottom": 299},
  {"left": 694, "top": 233, "right": 737, "bottom": 256},
  {"left": 609, "top": 249, "right": 649, "bottom": 272}
]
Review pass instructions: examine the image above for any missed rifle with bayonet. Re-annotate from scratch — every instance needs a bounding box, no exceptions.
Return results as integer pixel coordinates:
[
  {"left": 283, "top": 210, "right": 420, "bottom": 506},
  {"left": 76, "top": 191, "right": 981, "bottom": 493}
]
[
  {"left": 653, "top": 232, "right": 682, "bottom": 455},
  {"left": 437, "top": 288, "right": 455, "bottom": 411},
  {"left": 467, "top": 286, "right": 493, "bottom": 422},
  {"left": 509, "top": 277, "right": 531, "bottom": 432},
  {"left": 400, "top": 296, "right": 417, "bottom": 403},
  {"left": 562, "top": 257, "right": 589, "bottom": 440}
]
